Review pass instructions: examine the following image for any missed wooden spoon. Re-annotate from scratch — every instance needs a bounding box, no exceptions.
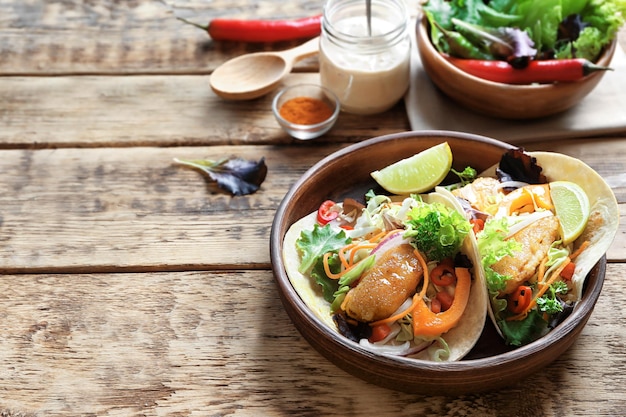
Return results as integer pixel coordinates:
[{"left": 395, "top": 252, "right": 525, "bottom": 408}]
[{"left": 209, "top": 37, "right": 320, "bottom": 100}]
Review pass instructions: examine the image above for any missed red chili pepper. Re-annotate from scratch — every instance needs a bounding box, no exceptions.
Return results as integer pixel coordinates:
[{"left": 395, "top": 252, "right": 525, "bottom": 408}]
[
  {"left": 445, "top": 56, "right": 612, "bottom": 84},
  {"left": 177, "top": 15, "right": 322, "bottom": 43},
  {"left": 471, "top": 218, "right": 485, "bottom": 234},
  {"left": 508, "top": 285, "right": 533, "bottom": 314},
  {"left": 431, "top": 261, "right": 457, "bottom": 286},
  {"left": 317, "top": 200, "right": 339, "bottom": 225},
  {"left": 430, "top": 298, "right": 442, "bottom": 314},
  {"left": 436, "top": 291, "right": 454, "bottom": 311},
  {"left": 369, "top": 323, "right": 392, "bottom": 343},
  {"left": 560, "top": 262, "right": 576, "bottom": 281}
]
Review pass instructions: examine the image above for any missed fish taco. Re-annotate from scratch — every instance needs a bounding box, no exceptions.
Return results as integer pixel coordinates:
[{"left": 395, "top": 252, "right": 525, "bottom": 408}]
[
  {"left": 283, "top": 189, "right": 488, "bottom": 361},
  {"left": 448, "top": 149, "right": 619, "bottom": 347}
]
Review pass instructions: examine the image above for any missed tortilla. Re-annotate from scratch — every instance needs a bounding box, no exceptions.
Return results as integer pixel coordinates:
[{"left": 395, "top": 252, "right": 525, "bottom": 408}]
[
  {"left": 282, "top": 192, "right": 489, "bottom": 362},
  {"left": 471, "top": 151, "right": 619, "bottom": 343},
  {"left": 481, "top": 151, "right": 619, "bottom": 300}
]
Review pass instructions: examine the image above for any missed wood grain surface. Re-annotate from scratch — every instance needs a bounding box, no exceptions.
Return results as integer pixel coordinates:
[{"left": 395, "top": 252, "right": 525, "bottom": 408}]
[
  {"left": 1, "top": 266, "right": 625, "bottom": 417},
  {"left": 0, "top": 74, "right": 410, "bottom": 148},
  {"left": 1, "top": 0, "right": 625, "bottom": 415}
]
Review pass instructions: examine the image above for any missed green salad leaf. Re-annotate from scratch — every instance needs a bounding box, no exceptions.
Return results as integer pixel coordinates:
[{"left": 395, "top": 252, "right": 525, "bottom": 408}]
[
  {"left": 476, "top": 217, "right": 522, "bottom": 293},
  {"left": 296, "top": 224, "right": 350, "bottom": 274},
  {"left": 498, "top": 309, "right": 548, "bottom": 346},
  {"left": 537, "top": 280, "right": 569, "bottom": 314},
  {"left": 404, "top": 201, "right": 471, "bottom": 262},
  {"left": 423, "top": 0, "right": 626, "bottom": 61},
  {"left": 310, "top": 253, "right": 342, "bottom": 303}
]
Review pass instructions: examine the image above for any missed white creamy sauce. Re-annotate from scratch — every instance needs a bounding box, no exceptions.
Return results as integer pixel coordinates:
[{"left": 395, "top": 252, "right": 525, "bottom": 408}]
[{"left": 320, "top": 16, "right": 410, "bottom": 115}]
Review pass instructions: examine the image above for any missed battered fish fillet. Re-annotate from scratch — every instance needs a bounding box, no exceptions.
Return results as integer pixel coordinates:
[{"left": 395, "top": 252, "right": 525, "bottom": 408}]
[
  {"left": 343, "top": 244, "right": 423, "bottom": 322},
  {"left": 493, "top": 215, "right": 560, "bottom": 294}
]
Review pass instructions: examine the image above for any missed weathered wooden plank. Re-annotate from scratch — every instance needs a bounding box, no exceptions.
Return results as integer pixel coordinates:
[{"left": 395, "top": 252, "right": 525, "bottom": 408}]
[
  {"left": 0, "top": 144, "right": 624, "bottom": 272},
  {"left": 0, "top": 266, "right": 625, "bottom": 416},
  {"left": 0, "top": 73, "right": 410, "bottom": 148},
  {"left": 0, "top": 0, "right": 327, "bottom": 75},
  {"left": 0, "top": 0, "right": 621, "bottom": 75}
]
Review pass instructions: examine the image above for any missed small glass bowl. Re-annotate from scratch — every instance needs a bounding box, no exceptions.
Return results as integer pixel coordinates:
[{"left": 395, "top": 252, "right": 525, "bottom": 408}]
[{"left": 272, "top": 84, "right": 341, "bottom": 140}]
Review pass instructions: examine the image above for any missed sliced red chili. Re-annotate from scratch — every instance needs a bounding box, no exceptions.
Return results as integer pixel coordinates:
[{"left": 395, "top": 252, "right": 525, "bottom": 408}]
[
  {"left": 317, "top": 200, "right": 339, "bottom": 225},
  {"left": 508, "top": 285, "right": 533, "bottom": 314},
  {"left": 431, "top": 261, "right": 456, "bottom": 286},
  {"left": 430, "top": 297, "right": 442, "bottom": 314},
  {"left": 436, "top": 291, "right": 454, "bottom": 311},
  {"left": 369, "top": 323, "right": 392, "bottom": 343},
  {"left": 471, "top": 218, "right": 485, "bottom": 234},
  {"left": 560, "top": 262, "right": 576, "bottom": 280}
]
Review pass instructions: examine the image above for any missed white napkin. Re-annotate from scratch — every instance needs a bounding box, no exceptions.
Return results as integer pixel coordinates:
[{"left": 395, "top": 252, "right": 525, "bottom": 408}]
[{"left": 405, "top": 34, "right": 626, "bottom": 144}]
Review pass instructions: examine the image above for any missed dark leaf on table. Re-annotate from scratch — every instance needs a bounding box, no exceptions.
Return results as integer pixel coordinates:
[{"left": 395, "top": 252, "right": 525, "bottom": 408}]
[{"left": 174, "top": 156, "right": 267, "bottom": 196}]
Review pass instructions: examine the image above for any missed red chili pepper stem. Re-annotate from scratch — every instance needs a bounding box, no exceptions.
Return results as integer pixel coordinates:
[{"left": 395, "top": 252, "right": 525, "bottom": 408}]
[
  {"left": 176, "top": 16, "right": 209, "bottom": 31},
  {"left": 582, "top": 60, "right": 614, "bottom": 76}
]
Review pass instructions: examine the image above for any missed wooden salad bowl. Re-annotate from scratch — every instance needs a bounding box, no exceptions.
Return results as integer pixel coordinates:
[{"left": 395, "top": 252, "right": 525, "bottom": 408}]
[
  {"left": 415, "top": 15, "right": 617, "bottom": 120},
  {"left": 269, "top": 130, "right": 606, "bottom": 395}
]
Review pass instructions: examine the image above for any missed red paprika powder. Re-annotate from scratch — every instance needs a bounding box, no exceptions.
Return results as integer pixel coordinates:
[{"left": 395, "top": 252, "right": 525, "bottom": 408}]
[{"left": 279, "top": 96, "right": 334, "bottom": 125}]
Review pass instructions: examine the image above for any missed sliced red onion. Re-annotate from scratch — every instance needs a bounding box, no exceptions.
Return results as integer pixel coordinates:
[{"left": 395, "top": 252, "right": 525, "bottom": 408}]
[{"left": 370, "top": 230, "right": 410, "bottom": 257}]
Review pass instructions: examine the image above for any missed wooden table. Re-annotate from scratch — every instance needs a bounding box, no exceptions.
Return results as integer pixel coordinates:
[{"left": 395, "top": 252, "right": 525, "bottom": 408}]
[{"left": 1, "top": 1, "right": 624, "bottom": 415}]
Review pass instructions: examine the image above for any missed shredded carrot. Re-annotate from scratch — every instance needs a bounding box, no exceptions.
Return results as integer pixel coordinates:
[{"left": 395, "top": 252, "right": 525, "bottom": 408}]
[
  {"left": 369, "top": 293, "right": 422, "bottom": 327},
  {"left": 338, "top": 242, "right": 357, "bottom": 269},
  {"left": 537, "top": 257, "right": 548, "bottom": 283},
  {"left": 349, "top": 243, "right": 377, "bottom": 265},
  {"left": 322, "top": 238, "right": 383, "bottom": 281},
  {"left": 510, "top": 240, "right": 590, "bottom": 320},
  {"left": 570, "top": 240, "right": 590, "bottom": 261},
  {"left": 413, "top": 249, "right": 430, "bottom": 300},
  {"left": 507, "top": 258, "right": 571, "bottom": 321},
  {"left": 369, "top": 249, "right": 430, "bottom": 327},
  {"left": 337, "top": 229, "right": 405, "bottom": 273},
  {"left": 323, "top": 252, "right": 343, "bottom": 279},
  {"left": 367, "top": 230, "right": 388, "bottom": 243}
]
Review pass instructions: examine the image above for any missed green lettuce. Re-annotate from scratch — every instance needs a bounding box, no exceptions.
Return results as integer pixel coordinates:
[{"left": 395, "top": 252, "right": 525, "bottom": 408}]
[
  {"left": 476, "top": 217, "right": 522, "bottom": 293},
  {"left": 296, "top": 224, "right": 350, "bottom": 274},
  {"left": 404, "top": 201, "right": 471, "bottom": 262},
  {"left": 423, "top": 0, "right": 626, "bottom": 61}
]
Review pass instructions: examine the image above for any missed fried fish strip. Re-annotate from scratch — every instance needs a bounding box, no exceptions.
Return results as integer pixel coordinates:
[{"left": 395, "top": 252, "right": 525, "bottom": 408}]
[
  {"left": 493, "top": 215, "right": 560, "bottom": 294},
  {"left": 343, "top": 244, "right": 423, "bottom": 322}
]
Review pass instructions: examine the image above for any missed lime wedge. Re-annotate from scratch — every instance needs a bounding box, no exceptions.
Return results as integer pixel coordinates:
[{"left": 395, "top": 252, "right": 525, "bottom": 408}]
[
  {"left": 371, "top": 142, "right": 453, "bottom": 194},
  {"left": 549, "top": 181, "right": 591, "bottom": 245}
]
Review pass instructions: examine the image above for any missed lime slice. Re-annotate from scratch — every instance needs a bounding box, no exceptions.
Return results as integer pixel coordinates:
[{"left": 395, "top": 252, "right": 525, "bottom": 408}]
[
  {"left": 549, "top": 181, "right": 591, "bottom": 245},
  {"left": 371, "top": 142, "right": 453, "bottom": 194}
]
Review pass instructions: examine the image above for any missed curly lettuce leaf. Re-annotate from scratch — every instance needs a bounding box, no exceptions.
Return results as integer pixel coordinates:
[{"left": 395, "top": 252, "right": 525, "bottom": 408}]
[
  {"left": 296, "top": 224, "right": 350, "bottom": 275},
  {"left": 404, "top": 201, "right": 471, "bottom": 262},
  {"left": 423, "top": 0, "right": 626, "bottom": 61},
  {"left": 476, "top": 217, "right": 522, "bottom": 293}
]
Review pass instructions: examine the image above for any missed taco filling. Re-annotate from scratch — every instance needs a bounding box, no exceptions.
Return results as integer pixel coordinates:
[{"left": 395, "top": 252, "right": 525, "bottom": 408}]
[
  {"left": 283, "top": 190, "right": 488, "bottom": 361},
  {"left": 448, "top": 148, "right": 619, "bottom": 347}
]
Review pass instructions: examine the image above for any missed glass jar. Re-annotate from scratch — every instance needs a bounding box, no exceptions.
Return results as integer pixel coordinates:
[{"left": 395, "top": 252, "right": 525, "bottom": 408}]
[{"left": 319, "top": 0, "right": 411, "bottom": 115}]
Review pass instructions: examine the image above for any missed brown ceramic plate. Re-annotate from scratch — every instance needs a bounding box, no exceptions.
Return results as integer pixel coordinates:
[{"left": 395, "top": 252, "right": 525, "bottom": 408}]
[
  {"left": 415, "top": 15, "right": 617, "bottom": 120},
  {"left": 269, "top": 130, "right": 605, "bottom": 395}
]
